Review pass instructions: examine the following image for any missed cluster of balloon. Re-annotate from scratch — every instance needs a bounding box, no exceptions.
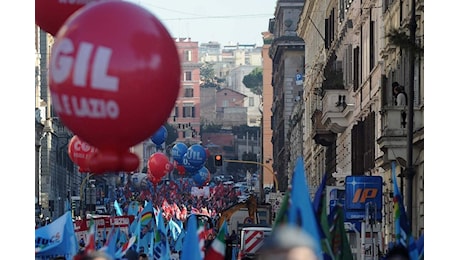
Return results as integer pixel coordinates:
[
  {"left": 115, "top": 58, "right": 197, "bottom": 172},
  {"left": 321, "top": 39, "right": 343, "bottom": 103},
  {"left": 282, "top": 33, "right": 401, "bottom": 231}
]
[
  {"left": 147, "top": 152, "right": 173, "bottom": 185},
  {"left": 67, "top": 135, "right": 97, "bottom": 173},
  {"left": 150, "top": 125, "right": 168, "bottom": 149},
  {"left": 182, "top": 144, "right": 207, "bottom": 174},
  {"left": 35, "top": 0, "right": 100, "bottom": 36},
  {"left": 192, "top": 166, "right": 211, "bottom": 187},
  {"left": 47, "top": 0, "right": 181, "bottom": 174}
]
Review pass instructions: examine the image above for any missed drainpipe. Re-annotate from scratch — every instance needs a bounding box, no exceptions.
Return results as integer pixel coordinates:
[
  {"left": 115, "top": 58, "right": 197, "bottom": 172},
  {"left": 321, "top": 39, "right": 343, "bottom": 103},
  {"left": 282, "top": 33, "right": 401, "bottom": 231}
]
[{"left": 406, "top": 0, "right": 417, "bottom": 232}]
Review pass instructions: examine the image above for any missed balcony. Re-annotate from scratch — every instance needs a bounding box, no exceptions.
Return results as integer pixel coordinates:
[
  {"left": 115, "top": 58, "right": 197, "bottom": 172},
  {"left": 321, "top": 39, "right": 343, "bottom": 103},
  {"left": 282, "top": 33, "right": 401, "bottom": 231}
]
[
  {"left": 377, "top": 106, "right": 423, "bottom": 165},
  {"left": 320, "top": 89, "right": 354, "bottom": 133},
  {"left": 311, "top": 110, "right": 335, "bottom": 146}
]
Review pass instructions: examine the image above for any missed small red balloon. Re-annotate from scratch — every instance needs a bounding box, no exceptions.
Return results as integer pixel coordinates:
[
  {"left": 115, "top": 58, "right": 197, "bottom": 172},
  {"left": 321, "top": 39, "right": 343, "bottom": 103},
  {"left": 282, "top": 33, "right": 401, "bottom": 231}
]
[
  {"left": 68, "top": 135, "right": 97, "bottom": 172},
  {"left": 49, "top": 1, "right": 181, "bottom": 173},
  {"left": 148, "top": 152, "right": 173, "bottom": 181},
  {"left": 35, "top": 0, "right": 100, "bottom": 36}
]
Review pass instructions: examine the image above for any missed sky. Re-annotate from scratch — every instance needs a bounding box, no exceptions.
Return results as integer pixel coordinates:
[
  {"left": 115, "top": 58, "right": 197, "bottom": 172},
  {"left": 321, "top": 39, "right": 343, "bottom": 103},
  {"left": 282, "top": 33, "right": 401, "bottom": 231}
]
[
  {"left": 0, "top": 1, "right": 455, "bottom": 257},
  {"left": 127, "top": 0, "right": 277, "bottom": 46}
]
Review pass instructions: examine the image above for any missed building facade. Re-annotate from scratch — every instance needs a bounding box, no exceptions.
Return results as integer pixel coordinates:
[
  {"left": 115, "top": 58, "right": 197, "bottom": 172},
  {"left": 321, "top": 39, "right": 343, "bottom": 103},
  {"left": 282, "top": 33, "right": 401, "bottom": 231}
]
[
  {"left": 269, "top": 0, "right": 305, "bottom": 192},
  {"left": 35, "top": 26, "right": 84, "bottom": 220},
  {"left": 295, "top": 0, "right": 424, "bottom": 251},
  {"left": 261, "top": 32, "right": 275, "bottom": 189}
]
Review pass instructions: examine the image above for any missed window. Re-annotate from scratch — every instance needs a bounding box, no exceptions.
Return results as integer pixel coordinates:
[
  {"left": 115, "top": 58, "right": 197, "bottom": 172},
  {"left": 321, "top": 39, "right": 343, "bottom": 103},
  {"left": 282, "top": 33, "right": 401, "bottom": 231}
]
[
  {"left": 184, "top": 86, "right": 194, "bottom": 97},
  {"left": 353, "top": 46, "right": 360, "bottom": 91},
  {"left": 182, "top": 103, "right": 195, "bottom": 118},
  {"left": 184, "top": 50, "right": 192, "bottom": 62},
  {"left": 370, "top": 21, "right": 375, "bottom": 71},
  {"left": 222, "top": 100, "right": 229, "bottom": 107},
  {"left": 184, "top": 71, "right": 192, "bottom": 81},
  {"left": 249, "top": 97, "right": 254, "bottom": 107}
]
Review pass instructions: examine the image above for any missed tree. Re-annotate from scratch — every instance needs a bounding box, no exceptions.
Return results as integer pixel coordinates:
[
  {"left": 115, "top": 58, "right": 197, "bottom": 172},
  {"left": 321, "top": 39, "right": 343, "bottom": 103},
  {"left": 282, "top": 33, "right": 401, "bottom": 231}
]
[
  {"left": 242, "top": 67, "right": 263, "bottom": 95},
  {"left": 164, "top": 123, "right": 178, "bottom": 146},
  {"left": 200, "top": 62, "right": 222, "bottom": 88}
]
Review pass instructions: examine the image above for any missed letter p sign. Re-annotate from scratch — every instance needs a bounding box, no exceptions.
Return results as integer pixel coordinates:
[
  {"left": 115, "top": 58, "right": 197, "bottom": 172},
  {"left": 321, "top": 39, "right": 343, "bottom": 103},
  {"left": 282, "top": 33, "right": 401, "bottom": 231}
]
[{"left": 352, "top": 188, "right": 378, "bottom": 203}]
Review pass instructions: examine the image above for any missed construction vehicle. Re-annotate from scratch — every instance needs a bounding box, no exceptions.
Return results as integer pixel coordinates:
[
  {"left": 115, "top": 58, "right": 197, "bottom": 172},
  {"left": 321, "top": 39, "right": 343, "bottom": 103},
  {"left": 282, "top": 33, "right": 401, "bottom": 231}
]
[
  {"left": 217, "top": 195, "right": 272, "bottom": 232},
  {"left": 217, "top": 195, "right": 272, "bottom": 259}
]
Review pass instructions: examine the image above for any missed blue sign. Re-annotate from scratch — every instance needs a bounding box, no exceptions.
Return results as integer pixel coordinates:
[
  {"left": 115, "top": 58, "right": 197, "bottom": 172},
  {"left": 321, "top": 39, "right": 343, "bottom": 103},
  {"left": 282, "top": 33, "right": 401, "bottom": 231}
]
[
  {"left": 344, "top": 176, "right": 382, "bottom": 221},
  {"left": 329, "top": 187, "right": 345, "bottom": 214},
  {"left": 296, "top": 73, "right": 302, "bottom": 81}
]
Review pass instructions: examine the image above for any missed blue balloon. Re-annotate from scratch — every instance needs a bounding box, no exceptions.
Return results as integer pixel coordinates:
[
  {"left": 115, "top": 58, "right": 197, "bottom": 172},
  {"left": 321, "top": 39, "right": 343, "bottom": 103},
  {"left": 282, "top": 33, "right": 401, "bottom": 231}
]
[
  {"left": 182, "top": 156, "right": 200, "bottom": 174},
  {"left": 172, "top": 142, "right": 188, "bottom": 164},
  {"left": 192, "top": 167, "right": 210, "bottom": 187},
  {"left": 151, "top": 125, "right": 168, "bottom": 146},
  {"left": 185, "top": 144, "right": 207, "bottom": 168}
]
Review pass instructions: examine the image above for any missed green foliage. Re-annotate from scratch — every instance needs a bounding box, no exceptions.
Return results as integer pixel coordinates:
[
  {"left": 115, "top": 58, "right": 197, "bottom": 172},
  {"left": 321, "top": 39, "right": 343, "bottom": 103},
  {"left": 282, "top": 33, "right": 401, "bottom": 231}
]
[
  {"left": 386, "top": 28, "right": 423, "bottom": 54},
  {"left": 200, "top": 62, "right": 215, "bottom": 82},
  {"left": 242, "top": 67, "right": 263, "bottom": 95},
  {"left": 201, "top": 123, "right": 224, "bottom": 133},
  {"left": 200, "top": 62, "right": 225, "bottom": 88},
  {"left": 164, "top": 123, "right": 178, "bottom": 146}
]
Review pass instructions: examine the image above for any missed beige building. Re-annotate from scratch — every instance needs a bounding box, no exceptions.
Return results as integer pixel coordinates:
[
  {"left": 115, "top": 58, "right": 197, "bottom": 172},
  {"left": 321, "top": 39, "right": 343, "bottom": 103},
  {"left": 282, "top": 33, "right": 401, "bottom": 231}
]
[
  {"left": 295, "top": 0, "right": 424, "bottom": 253},
  {"left": 261, "top": 32, "right": 275, "bottom": 190}
]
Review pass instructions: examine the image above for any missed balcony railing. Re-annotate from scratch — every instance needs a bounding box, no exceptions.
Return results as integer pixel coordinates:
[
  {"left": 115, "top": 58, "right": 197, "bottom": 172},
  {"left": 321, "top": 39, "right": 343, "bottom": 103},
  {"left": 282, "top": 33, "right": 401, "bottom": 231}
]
[
  {"left": 320, "top": 89, "right": 354, "bottom": 133},
  {"left": 377, "top": 105, "right": 423, "bottom": 164},
  {"left": 311, "top": 109, "right": 335, "bottom": 146}
]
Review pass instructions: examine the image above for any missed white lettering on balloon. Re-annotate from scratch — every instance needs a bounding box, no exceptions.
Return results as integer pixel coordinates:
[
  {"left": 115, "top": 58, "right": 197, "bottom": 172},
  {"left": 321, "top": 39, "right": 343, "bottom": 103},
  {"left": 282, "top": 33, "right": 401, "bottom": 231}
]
[
  {"left": 52, "top": 94, "right": 119, "bottom": 119},
  {"left": 51, "top": 37, "right": 119, "bottom": 92},
  {"left": 51, "top": 37, "right": 120, "bottom": 120},
  {"left": 187, "top": 151, "right": 204, "bottom": 161}
]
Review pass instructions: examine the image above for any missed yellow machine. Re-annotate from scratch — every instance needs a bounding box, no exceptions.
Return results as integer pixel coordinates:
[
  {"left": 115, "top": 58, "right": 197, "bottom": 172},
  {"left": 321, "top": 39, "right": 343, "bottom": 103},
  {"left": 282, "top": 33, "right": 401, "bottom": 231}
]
[{"left": 217, "top": 195, "right": 258, "bottom": 230}]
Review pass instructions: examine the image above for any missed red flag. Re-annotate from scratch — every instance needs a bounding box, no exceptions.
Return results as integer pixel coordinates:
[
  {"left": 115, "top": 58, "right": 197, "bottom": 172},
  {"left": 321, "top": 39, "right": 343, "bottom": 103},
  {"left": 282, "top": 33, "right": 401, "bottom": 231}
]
[
  {"left": 84, "top": 219, "right": 96, "bottom": 254},
  {"left": 204, "top": 221, "right": 227, "bottom": 260}
]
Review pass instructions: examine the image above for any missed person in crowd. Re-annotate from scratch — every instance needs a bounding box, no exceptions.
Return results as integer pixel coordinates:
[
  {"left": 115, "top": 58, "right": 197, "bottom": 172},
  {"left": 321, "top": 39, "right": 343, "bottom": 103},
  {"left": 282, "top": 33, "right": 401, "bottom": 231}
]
[
  {"left": 74, "top": 251, "right": 113, "bottom": 260},
  {"left": 229, "top": 230, "right": 237, "bottom": 243},
  {"left": 384, "top": 245, "right": 410, "bottom": 260},
  {"left": 138, "top": 253, "right": 148, "bottom": 260},
  {"left": 256, "top": 224, "right": 320, "bottom": 260}
]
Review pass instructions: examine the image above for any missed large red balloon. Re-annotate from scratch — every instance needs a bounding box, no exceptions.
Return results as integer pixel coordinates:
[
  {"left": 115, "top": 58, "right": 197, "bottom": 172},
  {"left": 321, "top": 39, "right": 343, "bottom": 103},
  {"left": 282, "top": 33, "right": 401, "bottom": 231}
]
[
  {"left": 35, "top": 0, "right": 100, "bottom": 36},
  {"left": 148, "top": 152, "right": 173, "bottom": 181},
  {"left": 49, "top": 1, "right": 181, "bottom": 173},
  {"left": 68, "top": 135, "right": 97, "bottom": 172}
]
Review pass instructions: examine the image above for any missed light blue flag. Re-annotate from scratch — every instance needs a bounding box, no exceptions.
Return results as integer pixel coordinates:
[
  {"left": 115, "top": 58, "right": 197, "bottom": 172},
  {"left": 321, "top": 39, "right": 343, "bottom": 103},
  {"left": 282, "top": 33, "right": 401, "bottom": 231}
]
[
  {"left": 173, "top": 229, "right": 186, "bottom": 252},
  {"left": 128, "top": 201, "right": 140, "bottom": 216},
  {"left": 180, "top": 214, "right": 202, "bottom": 260},
  {"left": 35, "top": 211, "right": 78, "bottom": 259},
  {"left": 129, "top": 215, "right": 139, "bottom": 236},
  {"left": 114, "top": 200, "right": 123, "bottom": 216},
  {"left": 154, "top": 209, "right": 171, "bottom": 260},
  {"left": 101, "top": 227, "right": 120, "bottom": 258},
  {"left": 168, "top": 219, "right": 183, "bottom": 241},
  {"left": 287, "top": 157, "right": 322, "bottom": 259}
]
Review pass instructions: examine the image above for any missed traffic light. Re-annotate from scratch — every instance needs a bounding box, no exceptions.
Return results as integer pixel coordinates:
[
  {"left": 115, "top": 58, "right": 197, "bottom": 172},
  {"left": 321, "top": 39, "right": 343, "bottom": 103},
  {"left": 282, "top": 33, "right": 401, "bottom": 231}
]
[{"left": 214, "top": 154, "right": 223, "bottom": 166}]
